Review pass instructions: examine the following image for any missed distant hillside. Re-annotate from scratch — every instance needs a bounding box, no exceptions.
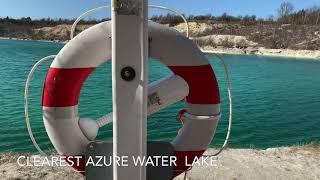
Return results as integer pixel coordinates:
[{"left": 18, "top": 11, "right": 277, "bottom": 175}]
[
  {"left": 0, "top": 2, "right": 319, "bottom": 50},
  {"left": 176, "top": 22, "right": 320, "bottom": 50},
  {"left": 0, "top": 17, "right": 103, "bottom": 42},
  {"left": 0, "top": 20, "right": 319, "bottom": 51}
]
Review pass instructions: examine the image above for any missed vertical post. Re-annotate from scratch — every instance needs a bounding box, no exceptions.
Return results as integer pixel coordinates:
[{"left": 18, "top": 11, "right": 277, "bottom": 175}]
[{"left": 111, "top": 0, "right": 148, "bottom": 180}]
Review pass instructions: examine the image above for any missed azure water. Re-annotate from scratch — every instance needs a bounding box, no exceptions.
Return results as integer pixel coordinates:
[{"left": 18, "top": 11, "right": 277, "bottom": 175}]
[{"left": 0, "top": 39, "right": 319, "bottom": 152}]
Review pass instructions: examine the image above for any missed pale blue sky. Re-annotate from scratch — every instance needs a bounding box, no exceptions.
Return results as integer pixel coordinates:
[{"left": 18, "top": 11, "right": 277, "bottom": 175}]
[{"left": 0, "top": 0, "right": 319, "bottom": 19}]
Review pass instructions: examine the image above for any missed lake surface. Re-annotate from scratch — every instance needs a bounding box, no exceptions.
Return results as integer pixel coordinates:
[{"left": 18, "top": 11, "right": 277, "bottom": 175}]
[{"left": 0, "top": 39, "right": 320, "bottom": 153}]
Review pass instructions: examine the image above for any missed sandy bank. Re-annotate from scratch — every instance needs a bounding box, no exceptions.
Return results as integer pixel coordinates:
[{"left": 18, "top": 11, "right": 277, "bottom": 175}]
[
  {"left": 202, "top": 46, "right": 320, "bottom": 59},
  {"left": 1, "top": 145, "right": 319, "bottom": 180},
  {"left": 193, "top": 33, "right": 320, "bottom": 59},
  {"left": 176, "top": 145, "right": 320, "bottom": 180},
  {"left": 2, "top": 36, "right": 319, "bottom": 60}
]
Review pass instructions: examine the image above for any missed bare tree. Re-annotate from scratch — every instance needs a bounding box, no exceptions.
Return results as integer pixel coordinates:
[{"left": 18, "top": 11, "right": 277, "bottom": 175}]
[
  {"left": 278, "top": 2, "right": 294, "bottom": 23},
  {"left": 316, "top": 11, "right": 320, "bottom": 24}
]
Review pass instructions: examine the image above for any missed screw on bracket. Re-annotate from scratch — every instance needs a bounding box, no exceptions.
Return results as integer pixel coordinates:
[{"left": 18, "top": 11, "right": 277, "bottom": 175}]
[{"left": 121, "top": 66, "right": 136, "bottom": 81}]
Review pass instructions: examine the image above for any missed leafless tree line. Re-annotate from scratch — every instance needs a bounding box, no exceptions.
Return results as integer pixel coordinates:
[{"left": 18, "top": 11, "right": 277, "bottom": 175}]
[{"left": 278, "top": 2, "right": 320, "bottom": 25}]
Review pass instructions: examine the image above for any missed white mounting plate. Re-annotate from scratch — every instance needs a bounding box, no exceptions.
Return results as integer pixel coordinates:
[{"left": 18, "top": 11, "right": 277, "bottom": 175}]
[{"left": 111, "top": 0, "right": 148, "bottom": 180}]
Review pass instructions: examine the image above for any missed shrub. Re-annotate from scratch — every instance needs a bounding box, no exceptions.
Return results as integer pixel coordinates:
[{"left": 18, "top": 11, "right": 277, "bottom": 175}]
[
  {"left": 193, "top": 38, "right": 217, "bottom": 48},
  {"left": 220, "top": 37, "right": 234, "bottom": 48},
  {"left": 235, "top": 39, "right": 249, "bottom": 49}
]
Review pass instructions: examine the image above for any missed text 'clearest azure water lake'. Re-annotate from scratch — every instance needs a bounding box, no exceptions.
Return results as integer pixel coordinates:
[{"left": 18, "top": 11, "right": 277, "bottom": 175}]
[{"left": 0, "top": 39, "right": 319, "bottom": 153}]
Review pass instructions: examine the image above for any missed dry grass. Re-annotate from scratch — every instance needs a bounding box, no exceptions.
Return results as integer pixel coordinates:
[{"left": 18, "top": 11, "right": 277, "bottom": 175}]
[{"left": 302, "top": 143, "right": 320, "bottom": 155}]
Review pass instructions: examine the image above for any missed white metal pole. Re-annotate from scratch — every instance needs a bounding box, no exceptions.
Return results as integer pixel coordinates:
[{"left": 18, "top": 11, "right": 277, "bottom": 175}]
[{"left": 111, "top": 0, "right": 148, "bottom": 180}]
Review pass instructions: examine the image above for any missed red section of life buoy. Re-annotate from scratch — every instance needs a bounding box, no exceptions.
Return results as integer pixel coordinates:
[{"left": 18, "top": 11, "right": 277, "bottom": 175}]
[
  {"left": 169, "top": 65, "right": 220, "bottom": 105},
  {"left": 42, "top": 68, "right": 94, "bottom": 107}
]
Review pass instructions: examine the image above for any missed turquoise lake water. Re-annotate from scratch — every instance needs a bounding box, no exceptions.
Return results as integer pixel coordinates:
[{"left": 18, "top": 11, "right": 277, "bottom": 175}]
[{"left": 0, "top": 39, "right": 320, "bottom": 152}]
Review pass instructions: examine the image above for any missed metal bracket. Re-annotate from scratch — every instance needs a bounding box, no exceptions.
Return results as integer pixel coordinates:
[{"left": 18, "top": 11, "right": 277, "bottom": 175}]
[{"left": 113, "top": 0, "right": 142, "bottom": 15}]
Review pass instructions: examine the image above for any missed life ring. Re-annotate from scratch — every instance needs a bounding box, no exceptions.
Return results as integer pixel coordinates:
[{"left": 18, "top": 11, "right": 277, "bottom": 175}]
[{"left": 42, "top": 21, "right": 221, "bottom": 177}]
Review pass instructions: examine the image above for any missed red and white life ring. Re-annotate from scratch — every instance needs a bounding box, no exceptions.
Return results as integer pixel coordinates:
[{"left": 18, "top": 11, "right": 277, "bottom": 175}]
[{"left": 42, "top": 21, "right": 220, "bottom": 177}]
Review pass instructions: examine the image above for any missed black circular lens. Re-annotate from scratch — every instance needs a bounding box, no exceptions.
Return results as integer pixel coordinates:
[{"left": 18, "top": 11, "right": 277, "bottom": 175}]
[{"left": 121, "top": 66, "right": 136, "bottom": 81}]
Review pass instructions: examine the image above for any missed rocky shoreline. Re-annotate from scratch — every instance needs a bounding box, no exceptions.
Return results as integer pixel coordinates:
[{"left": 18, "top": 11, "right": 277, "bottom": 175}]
[
  {"left": 1, "top": 21, "right": 320, "bottom": 60},
  {"left": 1, "top": 145, "right": 319, "bottom": 180},
  {"left": 0, "top": 36, "right": 68, "bottom": 44},
  {"left": 201, "top": 47, "right": 320, "bottom": 59},
  {"left": 1, "top": 36, "right": 319, "bottom": 60}
]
